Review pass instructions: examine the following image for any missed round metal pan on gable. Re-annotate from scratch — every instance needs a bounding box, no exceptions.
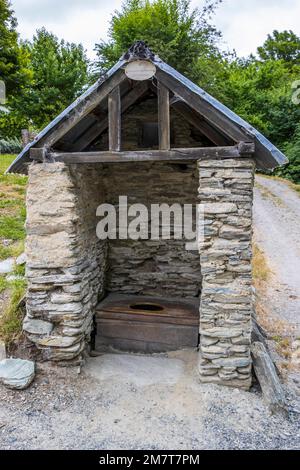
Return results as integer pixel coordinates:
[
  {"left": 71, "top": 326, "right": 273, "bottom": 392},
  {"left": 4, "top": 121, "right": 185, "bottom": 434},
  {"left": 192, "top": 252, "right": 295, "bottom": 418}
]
[{"left": 125, "top": 60, "right": 156, "bottom": 81}]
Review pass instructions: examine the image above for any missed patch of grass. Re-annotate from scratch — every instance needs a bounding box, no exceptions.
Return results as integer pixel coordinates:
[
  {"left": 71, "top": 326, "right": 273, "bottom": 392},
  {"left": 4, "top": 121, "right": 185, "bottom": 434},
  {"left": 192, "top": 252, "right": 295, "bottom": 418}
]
[
  {"left": 12, "top": 262, "right": 25, "bottom": 277},
  {"left": 272, "top": 335, "right": 292, "bottom": 361},
  {"left": 252, "top": 244, "right": 270, "bottom": 282},
  {"left": 0, "top": 275, "right": 8, "bottom": 294},
  {"left": 0, "top": 156, "right": 27, "bottom": 346},
  {"left": 257, "top": 173, "right": 300, "bottom": 196},
  {"left": 252, "top": 241, "right": 295, "bottom": 374},
  {"left": 255, "top": 181, "right": 285, "bottom": 206},
  {"left": 0, "top": 154, "right": 27, "bottom": 252},
  {"left": 0, "top": 244, "right": 13, "bottom": 260},
  {"left": 0, "top": 240, "right": 24, "bottom": 261},
  {"left": 287, "top": 180, "right": 300, "bottom": 195},
  {"left": 10, "top": 240, "right": 25, "bottom": 258},
  {"left": 0, "top": 215, "right": 25, "bottom": 240},
  {"left": 0, "top": 279, "right": 26, "bottom": 346},
  {"left": 0, "top": 154, "right": 16, "bottom": 174}
]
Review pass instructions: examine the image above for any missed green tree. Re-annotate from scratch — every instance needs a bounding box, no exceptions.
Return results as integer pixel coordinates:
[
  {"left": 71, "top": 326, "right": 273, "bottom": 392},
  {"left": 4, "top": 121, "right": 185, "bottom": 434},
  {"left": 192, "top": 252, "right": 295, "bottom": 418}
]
[
  {"left": 222, "top": 58, "right": 300, "bottom": 146},
  {"left": 0, "top": 0, "right": 31, "bottom": 97},
  {"left": 258, "top": 30, "right": 300, "bottom": 64},
  {"left": 279, "top": 124, "right": 300, "bottom": 183},
  {"left": 94, "top": 0, "right": 224, "bottom": 85},
  {"left": 220, "top": 31, "right": 300, "bottom": 182},
  {"left": 0, "top": 1, "right": 32, "bottom": 140},
  {"left": 20, "top": 28, "right": 89, "bottom": 130}
]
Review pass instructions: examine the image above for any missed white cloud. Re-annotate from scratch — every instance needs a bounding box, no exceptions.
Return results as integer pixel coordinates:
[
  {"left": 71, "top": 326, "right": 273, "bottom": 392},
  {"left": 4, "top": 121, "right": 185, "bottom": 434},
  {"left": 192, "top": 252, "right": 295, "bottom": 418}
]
[
  {"left": 12, "top": 0, "right": 122, "bottom": 59},
  {"left": 11, "top": 0, "right": 300, "bottom": 60},
  {"left": 209, "top": 0, "right": 300, "bottom": 57}
]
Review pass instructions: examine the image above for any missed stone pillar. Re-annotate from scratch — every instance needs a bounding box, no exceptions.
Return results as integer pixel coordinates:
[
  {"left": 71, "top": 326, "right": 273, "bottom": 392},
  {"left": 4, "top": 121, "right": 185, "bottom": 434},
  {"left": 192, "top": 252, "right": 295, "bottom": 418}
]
[
  {"left": 24, "top": 162, "right": 107, "bottom": 363},
  {"left": 198, "top": 158, "right": 255, "bottom": 390}
]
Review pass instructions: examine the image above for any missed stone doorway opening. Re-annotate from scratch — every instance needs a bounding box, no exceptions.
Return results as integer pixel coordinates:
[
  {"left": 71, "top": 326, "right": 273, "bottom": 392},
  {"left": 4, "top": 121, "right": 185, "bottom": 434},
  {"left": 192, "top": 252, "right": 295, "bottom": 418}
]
[{"left": 92, "top": 160, "right": 202, "bottom": 354}]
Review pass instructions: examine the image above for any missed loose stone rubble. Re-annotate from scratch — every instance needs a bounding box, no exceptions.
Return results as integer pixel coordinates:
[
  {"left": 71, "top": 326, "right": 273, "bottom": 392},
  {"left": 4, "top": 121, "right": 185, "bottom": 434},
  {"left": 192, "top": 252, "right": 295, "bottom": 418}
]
[
  {"left": 0, "top": 342, "right": 6, "bottom": 361},
  {"left": 16, "top": 253, "right": 27, "bottom": 266},
  {"left": 0, "top": 258, "right": 14, "bottom": 274},
  {"left": 0, "top": 359, "right": 35, "bottom": 390}
]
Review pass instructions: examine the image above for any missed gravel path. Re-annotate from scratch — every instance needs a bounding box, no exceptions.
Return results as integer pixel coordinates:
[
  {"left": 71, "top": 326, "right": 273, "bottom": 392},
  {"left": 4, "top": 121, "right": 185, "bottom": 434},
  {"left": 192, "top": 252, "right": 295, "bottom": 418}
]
[
  {"left": 253, "top": 175, "right": 300, "bottom": 334},
  {"left": 0, "top": 352, "right": 299, "bottom": 450}
]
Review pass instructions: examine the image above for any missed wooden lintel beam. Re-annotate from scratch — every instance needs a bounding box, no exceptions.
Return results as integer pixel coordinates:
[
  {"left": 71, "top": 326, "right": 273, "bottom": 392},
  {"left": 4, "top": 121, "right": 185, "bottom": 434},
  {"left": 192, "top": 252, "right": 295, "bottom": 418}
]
[
  {"left": 158, "top": 82, "right": 170, "bottom": 150},
  {"left": 30, "top": 144, "right": 255, "bottom": 164},
  {"left": 108, "top": 86, "right": 121, "bottom": 152}
]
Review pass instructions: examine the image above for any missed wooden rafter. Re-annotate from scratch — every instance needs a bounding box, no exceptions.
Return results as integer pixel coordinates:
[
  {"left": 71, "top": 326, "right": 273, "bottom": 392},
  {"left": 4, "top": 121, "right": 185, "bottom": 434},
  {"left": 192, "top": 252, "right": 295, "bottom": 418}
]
[
  {"left": 38, "top": 69, "right": 127, "bottom": 149},
  {"left": 151, "top": 82, "right": 233, "bottom": 146}
]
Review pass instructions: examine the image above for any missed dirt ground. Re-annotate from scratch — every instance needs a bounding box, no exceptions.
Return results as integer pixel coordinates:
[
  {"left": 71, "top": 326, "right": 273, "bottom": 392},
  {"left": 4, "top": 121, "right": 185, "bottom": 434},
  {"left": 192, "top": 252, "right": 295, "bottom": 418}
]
[
  {"left": 0, "top": 351, "right": 299, "bottom": 450},
  {"left": 254, "top": 175, "right": 300, "bottom": 335},
  {"left": 253, "top": 176, "right": 300, "bottom": 377}
]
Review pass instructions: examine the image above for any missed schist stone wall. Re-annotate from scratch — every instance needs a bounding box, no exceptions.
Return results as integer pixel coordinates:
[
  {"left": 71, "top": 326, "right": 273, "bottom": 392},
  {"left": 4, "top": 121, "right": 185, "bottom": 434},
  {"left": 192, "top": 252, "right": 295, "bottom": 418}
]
[
  {"left": 198, "top": 158, "right": 255, "bottom": 389},
  {"left": 24, "top": 160, "right": 201, "bottom": 361},
  {"left": 24, "top": 155, "right": 255, "bottom": 390},
  {"left": 24, "top": 163, "right": 107, "bottom": 362},
  {"left": 91, "top": 96, "right": 209, "bottom": 151},
  {"left": 103, "top": 162, "right": 201, "bottom": 298}
]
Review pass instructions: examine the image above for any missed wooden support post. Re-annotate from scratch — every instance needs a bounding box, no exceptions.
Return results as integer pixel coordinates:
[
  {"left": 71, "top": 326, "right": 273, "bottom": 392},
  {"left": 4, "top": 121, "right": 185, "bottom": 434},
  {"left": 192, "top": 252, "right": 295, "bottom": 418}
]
[
  {"left": 108, "top": 86, "right": 121, "bottom": 152},
  {"left": 158, "top": 82, "right": 170, "bottom": 150}
]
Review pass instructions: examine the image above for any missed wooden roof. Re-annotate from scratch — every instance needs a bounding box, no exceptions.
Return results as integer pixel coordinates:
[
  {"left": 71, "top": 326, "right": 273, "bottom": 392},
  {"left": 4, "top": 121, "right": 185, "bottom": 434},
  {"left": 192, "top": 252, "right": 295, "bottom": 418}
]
[{"left": 7, "top": 41, "right": 288, "bottom": 174}]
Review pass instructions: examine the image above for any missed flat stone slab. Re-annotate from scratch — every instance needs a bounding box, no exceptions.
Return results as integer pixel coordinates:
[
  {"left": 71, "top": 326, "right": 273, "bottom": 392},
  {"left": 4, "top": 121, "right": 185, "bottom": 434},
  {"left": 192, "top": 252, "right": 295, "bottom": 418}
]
[
  {"left": 0, "top": 342, "right": 6, "bottom": 361},
  {"left": 0, "top": 258, "right": 14, "bottom": 274},
  {"left": 23, "top": 317, "right": 53, "bottom": 336},
  {"left": 86, "top": 354, "right": 185, "bottom": 387},
  {"left": 16, "top": 253, "right": 27, "bottom": 265},
  {"left": 0, "top": 359, "right": 35, "bottom": 390}
]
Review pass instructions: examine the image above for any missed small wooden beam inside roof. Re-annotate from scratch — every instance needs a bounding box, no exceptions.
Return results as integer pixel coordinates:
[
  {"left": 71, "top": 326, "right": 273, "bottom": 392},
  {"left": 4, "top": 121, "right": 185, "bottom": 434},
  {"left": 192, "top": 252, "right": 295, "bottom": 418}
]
[
  {"left": 108, "top": 86, "right": 121, "bottom": 152},
  {"left": 171, "top": 100, "right": 231, "bottom": 146},
  {"left": 39, "top": 69, "right": 127, "bottom": 149},
  {"left": 158, "top": 82, "right": 170, "bottom": 150},
  {"left": 72, "top": 81, "right": 149, "bottom": 152},
  {"left": 30, "top": 144, "right": 255, "bottom": 164},
  {"left": 155, "top": 68, "right": 254, "bottom": 144}
]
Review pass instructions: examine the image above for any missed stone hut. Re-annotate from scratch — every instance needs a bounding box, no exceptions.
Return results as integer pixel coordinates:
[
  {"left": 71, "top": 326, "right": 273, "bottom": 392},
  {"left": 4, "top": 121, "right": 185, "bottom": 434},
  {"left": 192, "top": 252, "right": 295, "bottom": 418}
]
[{"left": 8, "top": 42, "right": 287, "bottom": 390}]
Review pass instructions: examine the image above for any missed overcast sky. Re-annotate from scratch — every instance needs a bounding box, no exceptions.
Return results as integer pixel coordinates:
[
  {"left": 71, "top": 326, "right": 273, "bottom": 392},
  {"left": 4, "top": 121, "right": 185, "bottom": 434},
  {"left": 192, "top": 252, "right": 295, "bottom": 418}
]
[{"left": 12, "top": 0, "right": 300, "bottom": 59}]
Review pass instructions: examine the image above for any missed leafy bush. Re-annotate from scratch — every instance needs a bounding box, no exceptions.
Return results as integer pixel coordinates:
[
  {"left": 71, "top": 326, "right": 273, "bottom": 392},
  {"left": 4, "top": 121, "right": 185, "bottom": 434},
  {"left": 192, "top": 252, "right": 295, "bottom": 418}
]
[
  {"left": 276, "top": 125, "right": 300, "bottom": 183},
  {"left": 0, "top": 279, "right": 26, "bottom": 346},
  {"left": 0, "top": 137, "right": 22, "bottom": 154}
]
